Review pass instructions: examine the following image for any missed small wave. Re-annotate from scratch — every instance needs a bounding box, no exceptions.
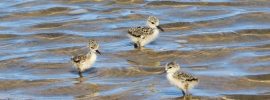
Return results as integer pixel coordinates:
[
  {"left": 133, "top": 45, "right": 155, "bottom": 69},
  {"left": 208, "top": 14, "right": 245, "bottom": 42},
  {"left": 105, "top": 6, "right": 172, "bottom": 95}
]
[{"left": 147, "top": 1, "right": 270, "bottom": 7}]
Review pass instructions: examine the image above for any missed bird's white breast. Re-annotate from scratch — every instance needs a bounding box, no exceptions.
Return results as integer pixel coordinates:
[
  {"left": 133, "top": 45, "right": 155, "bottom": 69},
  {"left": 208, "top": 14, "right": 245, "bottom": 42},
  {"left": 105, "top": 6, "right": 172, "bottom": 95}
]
[
  {"left": 80, "top": 53, "right": 96, "bottom": 71},
  {"left": 127, "top": 34, "right": 138, "bottom": 43},
  {"left": 140, "top": 29, "right": 159, "bottom": 46},
  {"left": 167, "top": 73, "right": 184, "bottom": 89}
]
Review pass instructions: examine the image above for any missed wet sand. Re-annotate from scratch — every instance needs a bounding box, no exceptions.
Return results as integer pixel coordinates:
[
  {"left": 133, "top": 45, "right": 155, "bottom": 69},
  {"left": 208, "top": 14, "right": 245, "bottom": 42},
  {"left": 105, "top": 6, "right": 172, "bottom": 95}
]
[{"left": 0, "top": 0, "right": 270, "bottom": 100}]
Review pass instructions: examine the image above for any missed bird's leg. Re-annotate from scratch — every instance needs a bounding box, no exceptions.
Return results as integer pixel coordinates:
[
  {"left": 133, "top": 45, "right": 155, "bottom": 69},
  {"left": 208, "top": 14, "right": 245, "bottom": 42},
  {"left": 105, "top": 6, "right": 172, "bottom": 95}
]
[
  {"left": 77, "top": 68, "right": 83, "bottom": 78},
  {"left": 134, "top": 41, "right": 141, "bottom": 49},
  {"left": 184, "top": 84, "right": 189, "bottom": 96},
  {"left": 134, "top": 43, "right": 138, "bottom": 48},
  {"left": 181, "top": 90, "right": 186, "bottom": 96},
  {"left": 137, "top": 42, "right": 142, "bottom": 48}
]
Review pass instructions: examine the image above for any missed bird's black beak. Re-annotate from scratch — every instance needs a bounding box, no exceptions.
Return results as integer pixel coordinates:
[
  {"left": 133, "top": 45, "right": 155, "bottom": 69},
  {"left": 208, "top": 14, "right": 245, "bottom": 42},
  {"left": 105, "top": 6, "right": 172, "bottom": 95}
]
[
  {"left": 96, "top": 50, "right": 101, "bottom": 55},
  {"left": 157, "top": 26, "right": 164, "bottom": 32}
]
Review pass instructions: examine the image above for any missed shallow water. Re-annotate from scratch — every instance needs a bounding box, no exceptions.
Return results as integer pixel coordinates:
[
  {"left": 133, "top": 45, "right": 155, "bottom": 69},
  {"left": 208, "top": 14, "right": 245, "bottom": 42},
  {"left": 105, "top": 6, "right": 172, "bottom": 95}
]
[{"left": 0, "top": 0, "right": 270, "bottom": 100}]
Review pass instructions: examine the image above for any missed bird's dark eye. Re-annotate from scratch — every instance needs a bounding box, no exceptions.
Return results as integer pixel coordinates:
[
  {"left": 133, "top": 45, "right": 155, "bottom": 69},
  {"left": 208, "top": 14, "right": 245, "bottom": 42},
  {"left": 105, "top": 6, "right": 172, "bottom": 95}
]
[
  {"left": 168, "top": 67, "right": 172, "bottom": 69},
  {"left": 151, "top": 22, "right": 154, "bottom": 24}
]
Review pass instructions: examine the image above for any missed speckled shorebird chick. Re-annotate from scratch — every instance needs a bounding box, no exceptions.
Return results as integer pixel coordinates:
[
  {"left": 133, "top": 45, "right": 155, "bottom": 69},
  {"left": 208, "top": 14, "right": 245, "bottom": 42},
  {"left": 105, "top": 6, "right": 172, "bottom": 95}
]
[
  {"left": 71, "top": 40, "right": 101, "bottom": 77},
  {"left": 165, "top": 62, "right": 199, "bottom": 96},
  {"left": 128, "top": 16, "right": 164, "bottom": 48}
]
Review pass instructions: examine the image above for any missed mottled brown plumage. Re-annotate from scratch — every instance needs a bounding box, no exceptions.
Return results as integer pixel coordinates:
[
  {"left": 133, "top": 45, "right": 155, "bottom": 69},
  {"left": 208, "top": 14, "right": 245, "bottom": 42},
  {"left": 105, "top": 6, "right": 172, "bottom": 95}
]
[
  {"left": 127, "top": 16, "right": 164, "bottom": 48},
  {"left": 173, "top": 71, "right": 199, "bottom": 82},
  {"left": 71, "top": 39, "right": 100, "bottom": 77},
  {"left": 128, "top": 27, "right": 154, "bottom": 38},
  {"left": 72, "top": 55, "right": 87, "bottom": 63},
  {"left": 166, "top": 62, "right": 199, "bottom": 96}
]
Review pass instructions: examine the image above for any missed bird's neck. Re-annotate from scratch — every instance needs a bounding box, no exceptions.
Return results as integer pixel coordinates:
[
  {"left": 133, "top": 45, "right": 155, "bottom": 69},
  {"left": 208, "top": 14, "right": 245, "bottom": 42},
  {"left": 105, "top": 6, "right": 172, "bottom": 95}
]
[
  {"left": 149, "top": 25, "right": 157, "bottom": 29},
  {"left": 167, "top": 70, "right": 178, "bottom": 74},
  {"left": 87, "top": 50, "right": 95, "bottom": 56},
  {"left": 167, "top": 71, "right": 174, "bottom": 77},
  {"left": 147, "top": 23, "right": 157, "bottom": 29},
  {"left": 153, "top": 28, "right": 159, "bottom": 33}
]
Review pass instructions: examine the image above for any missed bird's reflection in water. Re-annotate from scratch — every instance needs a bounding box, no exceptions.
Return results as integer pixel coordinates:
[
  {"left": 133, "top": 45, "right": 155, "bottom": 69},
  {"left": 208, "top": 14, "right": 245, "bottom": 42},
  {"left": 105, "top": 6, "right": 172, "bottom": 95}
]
[
  {"left": 75, "top": 91, "right": 100, "bottom": 99},
  {"left": 138, "top": 47, "right": 155, "bottom": 52},
  {"left": 71, "top": 67, "right": 98, "bottom": 84},
  {"left": 175, "top": 95, "right": 196, "bottom": 100},
  {"left": 74, "top": 77, "right": 87, "bottom": 85}
]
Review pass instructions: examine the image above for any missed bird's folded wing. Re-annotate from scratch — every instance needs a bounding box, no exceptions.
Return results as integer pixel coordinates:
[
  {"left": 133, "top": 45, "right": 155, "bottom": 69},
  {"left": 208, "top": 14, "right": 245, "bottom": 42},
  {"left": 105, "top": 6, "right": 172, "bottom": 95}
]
[
  {"left": 72, "top": 55, "right": 86, "bottom": 63},
  {"left": 173, "top": 71, "right": 198, "bottom": 82},
  {"left": 128, "top": 27, "right": 154, "bottom": 37}
]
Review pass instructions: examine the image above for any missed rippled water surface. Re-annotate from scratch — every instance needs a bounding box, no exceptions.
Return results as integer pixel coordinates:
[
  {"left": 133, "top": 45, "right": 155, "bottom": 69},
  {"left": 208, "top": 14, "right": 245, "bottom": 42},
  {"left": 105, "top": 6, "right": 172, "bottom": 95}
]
[{"left": 1, "top": 0, "right": 270, "bottom": 100}]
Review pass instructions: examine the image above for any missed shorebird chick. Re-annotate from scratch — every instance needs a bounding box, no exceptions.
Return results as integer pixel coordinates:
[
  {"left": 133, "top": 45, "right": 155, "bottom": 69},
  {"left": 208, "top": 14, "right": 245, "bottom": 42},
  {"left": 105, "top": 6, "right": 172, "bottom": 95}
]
[
  {"left": 165, "top": 62, "right": 199, "bottom": 96},
  {"left": 128, "top": 16, "right": 164, "bottom": 48},
  {"left": 71, "top": 40, "right": 101, "bottom": 77}
]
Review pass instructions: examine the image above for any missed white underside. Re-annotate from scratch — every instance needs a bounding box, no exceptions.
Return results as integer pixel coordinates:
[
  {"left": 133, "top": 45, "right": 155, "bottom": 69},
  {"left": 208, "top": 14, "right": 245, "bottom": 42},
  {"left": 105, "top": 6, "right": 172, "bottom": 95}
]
[
  {"left": 166, "top": 73, "right": 198, "bottom": 93},
  {"left": 128, "top": 29, "right": 159, "bottom": 47},
  {"left": 78, "top": 52, "right": 97, "bottom": 72}
]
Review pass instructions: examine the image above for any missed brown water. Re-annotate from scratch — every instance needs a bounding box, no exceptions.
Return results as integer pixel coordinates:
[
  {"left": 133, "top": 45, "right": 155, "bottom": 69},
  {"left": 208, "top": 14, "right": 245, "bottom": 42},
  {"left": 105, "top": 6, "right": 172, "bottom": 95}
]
[{"left": 1, "top": 0, "right": 270, "bottom": 100}]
